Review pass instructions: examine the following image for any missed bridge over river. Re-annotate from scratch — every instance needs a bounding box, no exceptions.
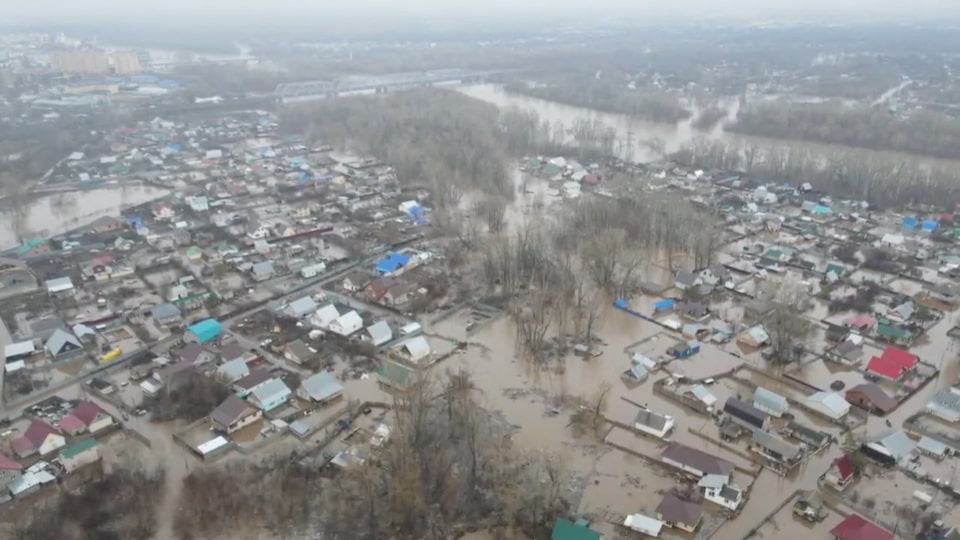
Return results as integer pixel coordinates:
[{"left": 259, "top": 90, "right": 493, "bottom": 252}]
[{"left": 274, "top": 69, "right": 500, "bottom": 103}]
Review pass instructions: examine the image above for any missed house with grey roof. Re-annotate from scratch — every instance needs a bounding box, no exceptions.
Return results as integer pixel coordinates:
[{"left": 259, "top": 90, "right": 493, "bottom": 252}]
[
  {"left": 210, "top": 395, "right": 262, "bottom": 434},
  {"left": 862, "top": 429, "right": 916, "bottom": 465},
  {"left": 217, "top": 357, "right": 250, "bottom": 383},
  {"left": 753, "top": 387, "right": 790, "bottom": 417},
  {"left": 751, "top": 429, "right": 803, "bottom": 468},
  {"left": 297, "top": 371, "right": 344, "bottom": 404},
  {"left": 251, "top": 261, "right": 275, "bottom": 282},
  {"left": 284, "top": 296, "right": 318, "bottom": 319},
  {"left": 365, "top": 321, "right": 393, "bottom": 347},
  {"left": 283, "top": 339, "right": 315, "bottom": 365},
  {"left": 926, "top": 388, "right": 960, "bottom": 423},
  {"left": 248, "top": 378, "right": 291, "bottom": 412},
  {"left": 633, "top": 408, "right": 675, "bottom": 439},
  {"left": 661, "top": 442, "right": 734, "bottom": 478},
  {"left": 44, "top": 328, "right": 84, "bottom": 361},
  {"left": 152, "top": 302, "right": 182, "bottom": 326},
  {"left": 805, "top": 391, "right": 850, "bottom": 420}
]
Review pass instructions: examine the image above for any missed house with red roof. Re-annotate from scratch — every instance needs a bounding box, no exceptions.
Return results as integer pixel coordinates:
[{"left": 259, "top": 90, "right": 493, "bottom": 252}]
[
  {"left": 824, "top": 454, "right": 856, "bottom": 491},
  {"left": 11, "top": 420, "right": 65, "bottom": 458},
  {"left": 866, "top": 346, "right": 919, "bottom": 381},
  {"left": 60, "top": 401, "right": 114, "bottom": 436},
  {"left": 829, "top": 514, "right": 893, "bottom": 540}
]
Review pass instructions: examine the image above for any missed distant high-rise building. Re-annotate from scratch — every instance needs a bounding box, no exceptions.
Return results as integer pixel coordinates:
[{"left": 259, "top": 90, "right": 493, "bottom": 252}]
[{"left": 50, "top": 50, "right": 142, "bottom": 75}]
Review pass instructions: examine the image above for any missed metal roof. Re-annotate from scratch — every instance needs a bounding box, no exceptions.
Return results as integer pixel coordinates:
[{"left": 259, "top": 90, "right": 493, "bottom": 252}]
[{"left": 299, "top": 371, "right": 343, "bottom": 402}]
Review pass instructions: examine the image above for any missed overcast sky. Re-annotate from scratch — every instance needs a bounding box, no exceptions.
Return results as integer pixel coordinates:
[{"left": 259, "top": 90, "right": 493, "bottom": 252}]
[{"left": 3, "top": 0, "right": 960, "bottom": 27}]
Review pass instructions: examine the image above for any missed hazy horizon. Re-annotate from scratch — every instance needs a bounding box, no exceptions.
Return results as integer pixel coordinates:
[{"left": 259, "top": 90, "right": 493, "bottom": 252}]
[{"left": 3, "top": 0, "right": 960, "bottom": 30}]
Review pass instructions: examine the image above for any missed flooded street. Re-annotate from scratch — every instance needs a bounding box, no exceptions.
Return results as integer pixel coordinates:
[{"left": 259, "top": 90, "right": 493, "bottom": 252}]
[{"left": 0, "top": 185, "right": 169, "bottom": 249}]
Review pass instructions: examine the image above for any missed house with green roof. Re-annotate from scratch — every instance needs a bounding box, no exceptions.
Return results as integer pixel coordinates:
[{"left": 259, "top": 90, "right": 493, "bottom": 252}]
[
  {"left": 551, "top": 518, "right": 602, "bottom": 540},
  {"left": 59, "top": 438, "right": 100, "bottom": 472},
  {"left": 16, "top": 238, "right": 49, "bottom": 256},
  {"left": 876, "top": 323, "right": 914, "bottom": 346},
  {"left": 376, "top": 360, "right": 415, "bottom": 390}
]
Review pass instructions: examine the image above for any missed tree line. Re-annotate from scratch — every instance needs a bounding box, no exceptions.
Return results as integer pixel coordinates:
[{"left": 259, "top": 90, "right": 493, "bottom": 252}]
[
  {"left": 730, "top": 100, "right": 960, "bottom": 160},
  {"left": 671, "top": 137, "right": 960, "bottom": 209},
  {"left": 503, "top": 79, "right": 691, "bottom": 124}
]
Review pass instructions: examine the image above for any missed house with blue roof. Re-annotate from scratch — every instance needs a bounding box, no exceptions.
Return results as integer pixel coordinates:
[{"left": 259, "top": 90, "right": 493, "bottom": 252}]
[
  {"left": 185, "top": 319, "right": 222, "bottom": 345},
  {"left": 376, "top": 252, "right": 411, "bottom": 276},
  {"left": 922, "top": 219, "right": 938, "bottom": 232},
  {"left": 903, "top": 216, "right": 918, "bottom": 229}
]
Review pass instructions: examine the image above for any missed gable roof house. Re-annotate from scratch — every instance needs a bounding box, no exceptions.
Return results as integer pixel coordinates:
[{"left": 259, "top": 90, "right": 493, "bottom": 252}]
[
  {"left": 398, "top": 335, "right": 432, "bottom": 365},
  {"left": 217, "top": 357, "right": 250, "bottom": 383},
  {"left": 283, "top": 339, "right": 316, "bottom": 365},
  {"left": 44, "top": 328, "right": 84, "bottom": 361},
  {"left": 297, "top": 371, "right": 344, "bottom": 404},
  {"left": 59, "top": 401, "right": 113, "bottom": 435},
  {"left": 152, "top": 302, "right": 183, "bottom": 325},
  {"left": 179, "top": 342, "right": 216, "bottom": 366},
  {"left": 284, "top": 296, "right": 318, "bottom": 319},
  {"left": 247, "top": 378, "right": 292, "bottom": 412},
  {"left": 11, "top": 421, "right": 65, "bottom": 458},
  {"left": 698, "top": 474, "right": 744, "bottom": 511},
  {"left": 753, "top": 387, "right": 790, "bottom": 417},
  {"left": 365, "top": 320, "right": 393, "bottom": 347},
  {"left": 341, "top": 270, "right": 372, "bottom": 292},
  {"left": 251, "top": 261, "right": 275, "bottom": 281},
  {"left": 829, "top": 514, "right": 893, "bottom": 540},
  {"left": 656, "top": 493, "right": 704, "bottom": 533},
  {"left": 328, "top": 310, "right": 363, "bottom": 337},
  {"left": 633, "top": 408, "right": 675, "bottom": 439},
  {"left": 723, "top": 397, "right": 768, "bottom": 430},
  {"left": 309, "top": 304, "right": 340, "bottom": 329},
  {"left": 825, "top": 454, "right": 856, "bottom": 491},
  {"left": 751, "top": 428, "right": 803, "bottom": 468},
  {"left": 699, "top": 264, "right": 732, "bottom": 287},
  {"left": 660, "top": 442, "right": 735, "bottom": 478},
  {"left": 925, "top": 388, "right": 960, "bottom": 423},
  {"left": 865, "top": 345, "right": 918, "bottom": 381},
  {"left": 805, "top": 392, "right": 851, "bottom": 420},
  {"left": 211, "top": 395, "right": 262, "bottom": 434},
  {"left": 845, "top": 384, "right": 897, "bottom": 415},
  {"left": 674, "top": 270, "right": 702, "bottom": 291},
  {"left": 233, "top": 368, "right": 274, "bottom": 397}
]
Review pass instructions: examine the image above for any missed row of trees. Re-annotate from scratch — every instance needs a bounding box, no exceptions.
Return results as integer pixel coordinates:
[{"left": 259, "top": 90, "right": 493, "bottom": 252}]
[
  {"left": 671, "top": 137, "right": 960, "bottom": 209},
  {"left": 731, "top": 100, "right": 960, "bottom": 160}
]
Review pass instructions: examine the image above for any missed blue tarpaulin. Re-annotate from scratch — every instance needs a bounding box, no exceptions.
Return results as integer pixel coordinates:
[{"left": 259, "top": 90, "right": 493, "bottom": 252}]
[
  {"left": 922, "top": 219, "right": 938, "bottom": 232},
  {"left": 903, "top": 216, "right": 918, "bottom": 229},
  {"left": 654, "top": 299, "right": 675, "bottom": 311},
  {"left": 376, "top": 252, "right": 411, "bottom": 275}
]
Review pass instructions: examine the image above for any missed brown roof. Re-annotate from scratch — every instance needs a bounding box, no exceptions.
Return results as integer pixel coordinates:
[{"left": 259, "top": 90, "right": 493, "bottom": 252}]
[
  {"left": 660, "top": 442, "right": 735, "bottom": 476},
  {"left": 366, "top": 277, "right": 398, "bottom": 299},
  {"left": 656, "top": 493, "right": 704, "bottom": 526},
  {"left": 234, "top": 368, "right": 272, "bottom": 391},
  {"left": 846, "top": 383, "right": 897, "bottom": 413},
  {"left": 211, "top": 395, "right": 253, "bottom": 426},
  {"left": 70, "top": 401, "right": 107, "bottom": 425}
]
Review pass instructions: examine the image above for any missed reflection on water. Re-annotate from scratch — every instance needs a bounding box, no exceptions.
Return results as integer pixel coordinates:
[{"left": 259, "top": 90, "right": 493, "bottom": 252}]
[{"left": 0, "top": 185, "right": 169, "bottom": 249}]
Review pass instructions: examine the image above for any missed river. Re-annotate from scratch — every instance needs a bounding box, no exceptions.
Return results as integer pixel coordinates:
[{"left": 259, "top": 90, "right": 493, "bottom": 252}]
[
  {"left": 0, "top": 185, "right": 169, "bottom": 249},
  {"left": 457, "top": 83, "right": 960, "bottom": 172}
]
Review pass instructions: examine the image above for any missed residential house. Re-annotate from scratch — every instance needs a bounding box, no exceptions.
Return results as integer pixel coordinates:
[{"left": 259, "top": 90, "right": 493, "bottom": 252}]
[
  {"left": 825, "top": 454, "right": 856, "bottom": 491},
  {"left": 59, "top": 401, "right": 113, "bottom": 435},
  {"left": 806, "top": 392, "right": 851, "bottom": 420},
  {"left": 550, "top": 518, "right": 601, "bottom": 540},
  {"left": 44, "top": 276, "right": 75, "bottom": 296},
  {"left": 633, "top": 408, "right": 675, "bottom": 439},
  {"left": 384, "top": 283, "right": 415, "bottom": 306},
  {"left": 674, "top": 271, "right": 702, "bottom": 291},
  {"left": 376, "top": 359, "right": 415, "bottom": 390},
  {"left": 887, "top": 301, "right": 915, "bottom": 323},
  {"left": 698, "top": 475, "right": 744, "bottom": 511},
  {"left": 660, "top": 442, "right": 735, "bottom": 478},
  {"left": 152, "top": 302, "right": 182, "bottom": 326},
  {"left": 217, "top": 343, "right": 248, "bottom": 365},
  {"left": 925, "top": 283, "right": 959, "bottom": 305},
  {"left": 90, "top": 215, "right": 125, "bottom": 234},
  {"left": 686, "top": 384, "right": 717, "bottom": 409},
  {"left": 375, "top": 252, "right": 411, "bottom": 276},
  {"left": 876, "top": 323, "right": 914, "bottom": 346},
  {"left": 284, "top": 296, "right": 318, "bottom": 319},
  {"left": 656, "top": 493, "right": 704, "bottom": 533},
  {"left": 916, "top": 436, "right": 950, "bottom": 460},
  {"left": 865, "top": 345, "right": 918, "bottom": 381},
  {"left": 309, "top": 304, "right": 340, "bottom": 329},
  {"left": 217, "top": 357, "right": 250, "bottom": 383},
  {"left": 699, "top": 264, "right": 732, "bottom": 288},
  {"left": 59, "top": 438, "right": 100, "bottom": 473},
  {"left": 248, "top": 378, "right": 292, "bottom": 412},
  {"left": 365, "top": 276, "right": 398, "bottom": 302},
  {"left": 723, "top": 398, "right": 768, "bottom": 430},
  {"left": 845, "top": 314, "right": 877, "bottom": 334},
  {"left": 156, "top": 362, "right": 198, "bottom": 393},
  {"left": 828, "top": 340, "right": 864, "bottom": 364},
  {"left": 329, "top": 311, "right": 363, "bottom": 337},
  {"left": 365, "top": 321, "right": 393, "bottom": 347},
  {"left": 185, "top": 319, "right": 222, "bottom": 345},
  {"left": 829, "top": 514, "right": 893, "bottom": 540},
  {"left": 233, "top": 368, "right": 274, "bottom": 397},
  {"left": 44, "top": 328, "right": 84, "bottom": 361},
  {"left": 751, "top": 429, "right": 802, "bottom": 467},
  {"left": 398, "top": 335, "right": 432, "bottom": 365},
  {"left": 297, "top": 371, "right": 344, "bottom": 404},
  {"left": 11, "top": 421, "right": 65, "bottom": 458},
  {"left": 179, "top": 342, "right": 215, "bottom": 366},
  {"left": 251, "top": 261, "right": 275, "bottom": 281},
  {"left": 861, "top": 429, "right": 916, "bottom": 465},
  {"left": 845, "top": 384, "right": 897, "bottom": 415},
  {"left": 753, "top": 387, "right": 790, "bottom": 417},
  {"left": 677, "top": 301, "right": 710, "bottom": 321},
  {"left": 925, "top": 388, "right": 960, "bottom": 423},
  {"left": 342, "top": 270, "right": 372, "bottom": 292},
  {"left": 211, "top": 395, "right": 262, "bottom": 434},
  {"left": 186, "top": 196, "right": 209, "bottom": 212},
  {"left": 736, "top": 325, "right": 769, "bottom": 348},
  {"left": 284, "top": 339, "right": 316, "bottom": 365}
]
